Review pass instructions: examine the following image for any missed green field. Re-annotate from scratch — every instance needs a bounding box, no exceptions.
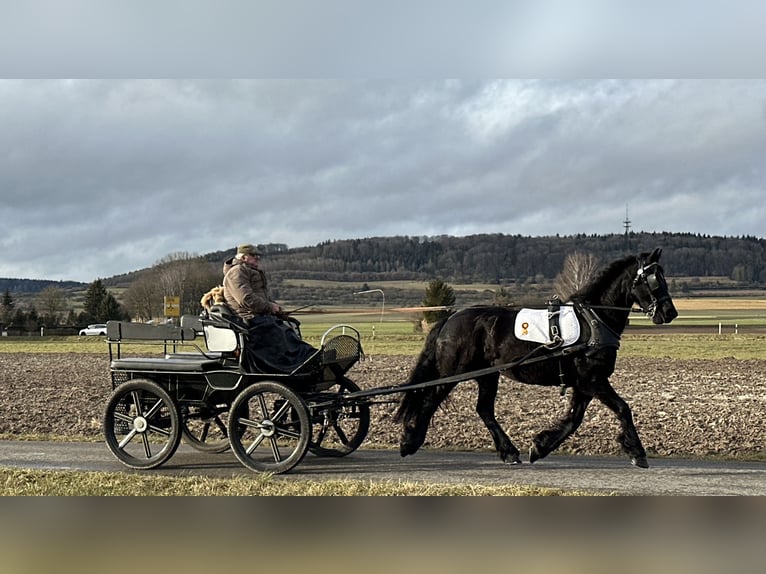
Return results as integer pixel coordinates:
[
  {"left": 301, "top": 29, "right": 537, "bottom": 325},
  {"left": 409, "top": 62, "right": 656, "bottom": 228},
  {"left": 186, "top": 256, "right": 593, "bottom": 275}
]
[{"left": 3, "top": 294, "right": 766, "bottom": 359}]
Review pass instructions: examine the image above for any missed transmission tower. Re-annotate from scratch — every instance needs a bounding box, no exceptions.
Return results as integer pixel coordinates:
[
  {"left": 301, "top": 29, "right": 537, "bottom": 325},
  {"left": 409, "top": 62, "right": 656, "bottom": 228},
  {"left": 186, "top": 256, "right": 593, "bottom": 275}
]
[{"left": 623, "top": 205, "right": 632, "bottom": 251}]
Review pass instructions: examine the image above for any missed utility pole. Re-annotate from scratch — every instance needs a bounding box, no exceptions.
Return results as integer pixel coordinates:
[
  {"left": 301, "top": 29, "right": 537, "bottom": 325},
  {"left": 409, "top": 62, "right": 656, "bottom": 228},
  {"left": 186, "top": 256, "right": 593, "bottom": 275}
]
[{"left": 623, "top": 205, "right": 632, "bottom": 251}]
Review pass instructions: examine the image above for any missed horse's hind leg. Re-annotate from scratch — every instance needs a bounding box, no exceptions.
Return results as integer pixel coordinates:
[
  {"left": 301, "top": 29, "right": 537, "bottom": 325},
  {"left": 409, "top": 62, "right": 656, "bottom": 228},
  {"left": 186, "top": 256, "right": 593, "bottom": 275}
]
[
  {"left": 529, "top": 389, "right": 592, "bottom": 464},
  {"left": 475, "top": 374, "right": 521, "bottom": 464},
  {"left": 595, "top": 383, "right": 648, "bottom": 468}
]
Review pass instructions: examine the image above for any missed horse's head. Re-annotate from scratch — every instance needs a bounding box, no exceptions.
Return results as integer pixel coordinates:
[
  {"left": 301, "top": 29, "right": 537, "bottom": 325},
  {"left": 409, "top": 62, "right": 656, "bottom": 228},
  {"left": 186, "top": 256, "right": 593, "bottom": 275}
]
[{"left": 631, "top": 248, "right": 678, "bottom": 324}]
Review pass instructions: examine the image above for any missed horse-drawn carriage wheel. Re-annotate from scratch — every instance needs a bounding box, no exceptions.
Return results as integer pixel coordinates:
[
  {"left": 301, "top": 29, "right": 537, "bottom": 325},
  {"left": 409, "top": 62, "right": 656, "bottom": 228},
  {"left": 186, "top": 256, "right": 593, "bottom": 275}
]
[
  {"left": 181, "top": 404, "right": 231, "bottom": 454},
  {"left": 103, "top": 379, "right": 182, "bottom": 470},
  {"left": 309, "top": 377, "right": 370, "bottom": 458},
  {"left": 227, "top": 381, "right": 310, "bottom": 474}
]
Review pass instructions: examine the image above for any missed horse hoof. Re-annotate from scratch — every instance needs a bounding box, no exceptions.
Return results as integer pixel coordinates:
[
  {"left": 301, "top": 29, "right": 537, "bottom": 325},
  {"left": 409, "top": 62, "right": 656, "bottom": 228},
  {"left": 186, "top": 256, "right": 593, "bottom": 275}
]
[
  {"left": 529, "top": 446, "right": 541, "bottom": 464},
  {"left": 504, "top": 453, "right": 522, "bottom": 465},
  {"left": 399, "top": 443, "right": 416, "bottom": 458},
  {"left": 631, "top": 456, "right": 649, "bottom": 468}
]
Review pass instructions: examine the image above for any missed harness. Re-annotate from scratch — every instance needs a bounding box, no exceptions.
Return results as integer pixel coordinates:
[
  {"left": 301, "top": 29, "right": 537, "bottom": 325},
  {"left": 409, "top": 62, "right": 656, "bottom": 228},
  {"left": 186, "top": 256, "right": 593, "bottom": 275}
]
[
  {"left": 527, "top": 257, "right": 667, "bottom": 395},
  {"left": 531, "top": 300, "right": 622, "bottom": 395}
]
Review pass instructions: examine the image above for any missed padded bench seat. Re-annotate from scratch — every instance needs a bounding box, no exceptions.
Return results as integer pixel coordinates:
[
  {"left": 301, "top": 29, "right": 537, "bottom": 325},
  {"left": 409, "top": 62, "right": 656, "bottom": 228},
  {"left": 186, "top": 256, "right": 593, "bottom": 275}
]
[{"left": 110, "top": 357, "right": 222, "bottom": 373}]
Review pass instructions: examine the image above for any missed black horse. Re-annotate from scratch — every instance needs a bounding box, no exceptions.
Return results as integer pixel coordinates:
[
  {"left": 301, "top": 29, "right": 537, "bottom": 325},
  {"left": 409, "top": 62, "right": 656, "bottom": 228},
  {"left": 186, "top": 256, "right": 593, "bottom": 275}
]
[{"left": 395, "top": 248, "right": 678, "bottom": 468}]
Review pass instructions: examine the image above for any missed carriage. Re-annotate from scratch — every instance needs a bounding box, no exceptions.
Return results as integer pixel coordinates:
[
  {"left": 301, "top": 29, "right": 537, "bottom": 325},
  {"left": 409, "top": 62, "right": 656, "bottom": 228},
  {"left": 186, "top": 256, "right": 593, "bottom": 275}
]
[
  {"left": 103, "top": 249, "right": 679, "bottom": 474},
  {"left": 103, "top": 307, "right": 371, "bottom": 474}
]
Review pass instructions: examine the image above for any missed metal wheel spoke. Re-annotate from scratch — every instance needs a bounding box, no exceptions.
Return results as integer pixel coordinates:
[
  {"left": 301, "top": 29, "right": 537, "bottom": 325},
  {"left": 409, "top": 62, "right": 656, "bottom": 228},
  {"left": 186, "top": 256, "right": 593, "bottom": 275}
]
[
  {"left": 118, "top": 429, "right": 138, "bottom": 449},
  {"left": 237, "top": 417, "right": 261, "bottom": 431},
  {"left": 143, "top": 398, "right": 165, "bottom": 420},
  {"left": 141, "top": 433, "right": 153, "bottom": 458},
  {"left": 146, "top": 424, "right": 172, "bottom": 437},
  {"left": 271, "top": 400, "right": 292, "bottom": 422},
  {"left": 113, "top": 411, "right": 133, "bottom": 426},
  {"left": 211, "top": 416, "right": 227, "bottom": 437},
  {"left": 256, "top": 394, "right": 269, "bottom": 418},
  {"left": 331, "top": 422, "right": 350, "bottom": 446},
  {"left": 245, "top": 432, "right": 267, "bottom": 455},
  {"left": 276, "top": 425, "right": 302, "bottom": 440},
  {"left": 268, "top": 437, "right": 282, "bottom": 462},
  {"left": 130, "top": 391, "right": 144, "bottom": 416}
]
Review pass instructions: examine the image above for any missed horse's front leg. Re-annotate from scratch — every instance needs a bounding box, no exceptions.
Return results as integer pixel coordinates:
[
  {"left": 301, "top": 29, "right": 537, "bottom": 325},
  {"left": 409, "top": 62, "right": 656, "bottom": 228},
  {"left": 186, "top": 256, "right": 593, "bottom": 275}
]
[
  {"left": 475, "top": 374, "right": 521, "bottom": 464},
  {"left": 529, "top": 388, "right": 592, "bottom": 463},
  {"left": 595, "top": 382, "right": 648, "bottom": 468}
]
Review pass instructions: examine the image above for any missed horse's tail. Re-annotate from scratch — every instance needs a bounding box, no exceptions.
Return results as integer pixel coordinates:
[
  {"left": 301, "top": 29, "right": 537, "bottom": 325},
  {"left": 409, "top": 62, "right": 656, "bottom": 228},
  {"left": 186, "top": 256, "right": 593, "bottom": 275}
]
[{"left": 393, "top": 316, "right": 449, "bottom": 424}]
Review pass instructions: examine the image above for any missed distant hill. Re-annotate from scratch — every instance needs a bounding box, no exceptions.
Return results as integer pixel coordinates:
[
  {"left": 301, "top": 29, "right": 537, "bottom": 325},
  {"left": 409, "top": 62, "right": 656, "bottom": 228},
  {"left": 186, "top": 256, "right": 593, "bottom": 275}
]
[
  {"left": 0, "top": 278, "right": 86, "bottom": 295},
  {"left": 247, "top": 232, "right": 766, "bottom": 285},
  {"left": 4, "top": 232, "right": 766, "bottom": 296}
]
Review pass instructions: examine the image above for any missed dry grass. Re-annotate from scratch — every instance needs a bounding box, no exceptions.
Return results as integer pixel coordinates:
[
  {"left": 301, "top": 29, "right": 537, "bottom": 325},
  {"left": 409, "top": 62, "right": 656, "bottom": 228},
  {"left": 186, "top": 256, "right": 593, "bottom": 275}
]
[{"left": 0, "top": 467, "right": 596, "bottom": 496}]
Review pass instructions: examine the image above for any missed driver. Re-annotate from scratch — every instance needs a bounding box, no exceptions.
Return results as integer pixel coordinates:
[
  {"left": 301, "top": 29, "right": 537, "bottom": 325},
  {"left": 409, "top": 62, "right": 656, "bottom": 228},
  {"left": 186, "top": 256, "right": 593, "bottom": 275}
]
[
  {"left": 222, "top": 243, "right": 282, "bottom": 318},
  {"left": 222, "top": 243, "right": 316, "bottom": 373}
]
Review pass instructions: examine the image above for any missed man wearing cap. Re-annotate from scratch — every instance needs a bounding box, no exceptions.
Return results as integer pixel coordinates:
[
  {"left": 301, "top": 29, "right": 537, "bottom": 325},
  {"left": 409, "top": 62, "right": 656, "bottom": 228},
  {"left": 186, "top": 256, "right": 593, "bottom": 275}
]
[
  {"left": 222, "top": 243, "right": 283, "bottom": 319},
  {"left": 221, "top": 244, "right": 316, "bottom": 372}
]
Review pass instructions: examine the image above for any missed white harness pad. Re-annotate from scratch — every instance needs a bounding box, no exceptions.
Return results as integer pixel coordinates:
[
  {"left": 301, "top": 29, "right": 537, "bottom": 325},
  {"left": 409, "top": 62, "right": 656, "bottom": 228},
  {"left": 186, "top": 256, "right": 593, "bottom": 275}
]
[{"left": 514, "top": 306, "right": 580, "bottom": 347}]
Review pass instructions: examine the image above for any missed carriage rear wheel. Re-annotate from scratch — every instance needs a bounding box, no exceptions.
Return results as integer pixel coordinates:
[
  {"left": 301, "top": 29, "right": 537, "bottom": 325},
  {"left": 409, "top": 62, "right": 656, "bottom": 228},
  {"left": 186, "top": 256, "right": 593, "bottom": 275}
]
[
  {"left": 103, "top": 379, "right": 182, "bottom": 470},
  {"left": 181, "top": 403, "right": 231, "bottom": 454},
  {"left": 227, "top": 381, "right": 310, "bottom": 474},
  {"left": 309, "top": 377, "right": 370, "bottom": 457}
]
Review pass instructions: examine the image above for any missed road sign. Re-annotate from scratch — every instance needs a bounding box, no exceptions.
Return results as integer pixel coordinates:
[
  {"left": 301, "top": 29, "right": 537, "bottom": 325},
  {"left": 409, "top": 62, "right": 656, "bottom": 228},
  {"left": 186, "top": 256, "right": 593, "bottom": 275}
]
[{"left": 164, "top": 296, "right": 181, "bottom": 317}]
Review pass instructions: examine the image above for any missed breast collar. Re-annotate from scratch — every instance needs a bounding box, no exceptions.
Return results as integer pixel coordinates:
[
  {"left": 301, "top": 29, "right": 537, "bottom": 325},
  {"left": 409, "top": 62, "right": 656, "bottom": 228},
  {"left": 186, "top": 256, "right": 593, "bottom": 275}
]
[{"left": 572, "top": 301, "right": 622, "bottom": 352}]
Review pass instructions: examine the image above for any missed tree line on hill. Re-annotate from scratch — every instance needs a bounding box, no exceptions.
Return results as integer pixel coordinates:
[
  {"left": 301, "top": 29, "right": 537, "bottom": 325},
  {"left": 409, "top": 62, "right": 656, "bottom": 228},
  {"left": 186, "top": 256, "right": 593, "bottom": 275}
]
[{"left": 203, "top": 232, "right": 766, "bottom": 285}]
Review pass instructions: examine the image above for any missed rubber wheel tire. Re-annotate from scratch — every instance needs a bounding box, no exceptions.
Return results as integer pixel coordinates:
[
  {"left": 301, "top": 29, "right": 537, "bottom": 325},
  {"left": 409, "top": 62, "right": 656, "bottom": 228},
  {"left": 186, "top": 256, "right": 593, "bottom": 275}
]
[
  {"left": 309, "top": 377, "right": 370, "bottom": 457},
  {"left": 181, "top": 403, "right": 231, "bottom": 454},
  {"left": 227, "top": 381, "right": 310, "bottom": 474},
  {"left": 103, "top": 379, "right": 181, "bottom": 470}
]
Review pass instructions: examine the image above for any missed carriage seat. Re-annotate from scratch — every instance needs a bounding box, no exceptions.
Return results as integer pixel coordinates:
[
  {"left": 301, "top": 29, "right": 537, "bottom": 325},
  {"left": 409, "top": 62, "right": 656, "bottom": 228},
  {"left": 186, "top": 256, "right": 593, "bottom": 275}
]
[
  {"left": 110, "top": 356, "right": 221, "bottom": 373},
  {"left": 205, "top": 304, "right": 248, "bottom": 330}
]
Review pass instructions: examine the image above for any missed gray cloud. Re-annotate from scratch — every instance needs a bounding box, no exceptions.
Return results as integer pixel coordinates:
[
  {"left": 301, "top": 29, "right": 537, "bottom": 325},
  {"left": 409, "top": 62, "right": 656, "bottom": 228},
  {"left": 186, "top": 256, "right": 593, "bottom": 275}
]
[{"left": 1, "top": 79, "right": 766, "bottom": 281}]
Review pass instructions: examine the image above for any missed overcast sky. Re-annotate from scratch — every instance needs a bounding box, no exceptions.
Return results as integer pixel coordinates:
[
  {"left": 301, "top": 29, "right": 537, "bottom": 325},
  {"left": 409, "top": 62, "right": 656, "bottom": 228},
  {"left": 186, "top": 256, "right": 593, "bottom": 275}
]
[{"left": 2, "top": 4, "right": 766, "bottom": 282}]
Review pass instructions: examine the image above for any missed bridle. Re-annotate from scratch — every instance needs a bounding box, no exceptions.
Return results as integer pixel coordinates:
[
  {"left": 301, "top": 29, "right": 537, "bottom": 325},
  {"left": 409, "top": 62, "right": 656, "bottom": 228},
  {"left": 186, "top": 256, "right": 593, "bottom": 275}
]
[
  {"left": 582, "top": 260, "right": 670, "bottom": 319},
  {"left": 632, "top": 260, "right": 671, "bottom": 318}
]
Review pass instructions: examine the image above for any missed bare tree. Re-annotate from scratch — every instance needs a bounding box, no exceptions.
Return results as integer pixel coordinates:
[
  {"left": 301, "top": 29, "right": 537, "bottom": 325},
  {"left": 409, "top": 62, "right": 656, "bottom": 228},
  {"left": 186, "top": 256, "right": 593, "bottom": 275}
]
[
  {"left": 553, "top": 251, "right": 601, "bottom": 299},
  {"left": 122, "top": 273, "right": 161, "bottom": 321},
  {"left": 37, "top": 286, "right": 69, "bottom": 327},
  {"left": 123, "top": 252, "right": 219, "bottom": 320}
]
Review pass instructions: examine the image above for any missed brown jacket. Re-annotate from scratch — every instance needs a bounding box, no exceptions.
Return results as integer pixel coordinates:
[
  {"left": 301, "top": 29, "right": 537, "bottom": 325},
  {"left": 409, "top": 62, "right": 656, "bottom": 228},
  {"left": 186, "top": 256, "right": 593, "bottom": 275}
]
[{"left": 222, "top": 257, "right": 274, "bottom": 320}]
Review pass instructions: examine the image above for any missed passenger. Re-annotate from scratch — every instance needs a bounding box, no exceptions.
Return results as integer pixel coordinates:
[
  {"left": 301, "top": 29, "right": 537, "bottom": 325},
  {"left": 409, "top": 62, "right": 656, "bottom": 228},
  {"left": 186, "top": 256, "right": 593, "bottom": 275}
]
[{"left": 222, "top": 244, "right": 317, "bottom": 373}]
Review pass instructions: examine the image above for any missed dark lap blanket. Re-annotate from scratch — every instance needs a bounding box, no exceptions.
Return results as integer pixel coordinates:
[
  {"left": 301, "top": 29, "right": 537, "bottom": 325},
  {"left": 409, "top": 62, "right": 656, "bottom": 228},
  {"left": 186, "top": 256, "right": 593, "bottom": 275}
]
[{"left": 243, "top": 315, "right": 318, "bottom": 373}]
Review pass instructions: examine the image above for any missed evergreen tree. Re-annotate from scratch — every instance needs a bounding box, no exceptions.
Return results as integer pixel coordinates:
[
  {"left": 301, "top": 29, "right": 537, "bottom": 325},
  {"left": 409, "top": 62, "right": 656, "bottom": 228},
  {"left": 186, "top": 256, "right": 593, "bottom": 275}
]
[
  {"left": 83, "top": 279, "right": 109, "bottom": 323},
  {"left": 1, "top": 289, "right": 14, "bottom": 326},
  {"left": 100, "top": 292, "right": 127, "bottom": 321},
  {"left": 422, "top": 278, "right": 455, "bottom": 324},
  {"left": 83, "top": 279, "right": 127, "bottom": 322}
]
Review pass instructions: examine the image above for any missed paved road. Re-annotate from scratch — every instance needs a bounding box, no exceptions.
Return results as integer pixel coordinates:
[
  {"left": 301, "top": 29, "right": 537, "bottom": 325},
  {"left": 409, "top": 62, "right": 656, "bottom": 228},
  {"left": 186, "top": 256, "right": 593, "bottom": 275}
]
[{"left": 1, "top": 440, "right": 764, "bottom": 495}]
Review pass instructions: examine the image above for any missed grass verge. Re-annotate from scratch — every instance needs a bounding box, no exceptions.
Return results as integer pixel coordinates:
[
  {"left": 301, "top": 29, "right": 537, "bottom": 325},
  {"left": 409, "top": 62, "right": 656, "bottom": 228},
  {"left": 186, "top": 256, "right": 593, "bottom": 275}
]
[{"left": 0, "top": 467, "right": 600, "bottom": 496}]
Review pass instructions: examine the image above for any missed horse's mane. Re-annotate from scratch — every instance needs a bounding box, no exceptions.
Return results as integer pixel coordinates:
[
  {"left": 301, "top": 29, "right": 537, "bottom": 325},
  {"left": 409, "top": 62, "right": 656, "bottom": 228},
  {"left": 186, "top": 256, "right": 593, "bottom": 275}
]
[{"left": 569, "top": 254, "right": 638, "bottom": 303}]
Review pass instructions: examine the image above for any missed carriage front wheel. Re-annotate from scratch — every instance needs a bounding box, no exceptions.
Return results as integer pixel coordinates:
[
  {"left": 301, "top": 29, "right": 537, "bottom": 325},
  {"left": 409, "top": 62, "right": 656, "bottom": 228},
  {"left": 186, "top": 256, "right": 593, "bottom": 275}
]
[
  {"left": 103, "top": 378, "right": 182, "bottom": 470},
  {"left": 227, "top": 381, "right": 310, "bottom": 474}
]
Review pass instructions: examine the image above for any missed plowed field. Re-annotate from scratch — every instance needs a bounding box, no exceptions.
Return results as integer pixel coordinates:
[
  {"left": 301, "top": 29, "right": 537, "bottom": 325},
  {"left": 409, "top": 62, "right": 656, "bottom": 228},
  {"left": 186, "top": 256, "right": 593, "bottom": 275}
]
[{"left": 1, "top": 353, "right": 764, "bottom": 459}]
